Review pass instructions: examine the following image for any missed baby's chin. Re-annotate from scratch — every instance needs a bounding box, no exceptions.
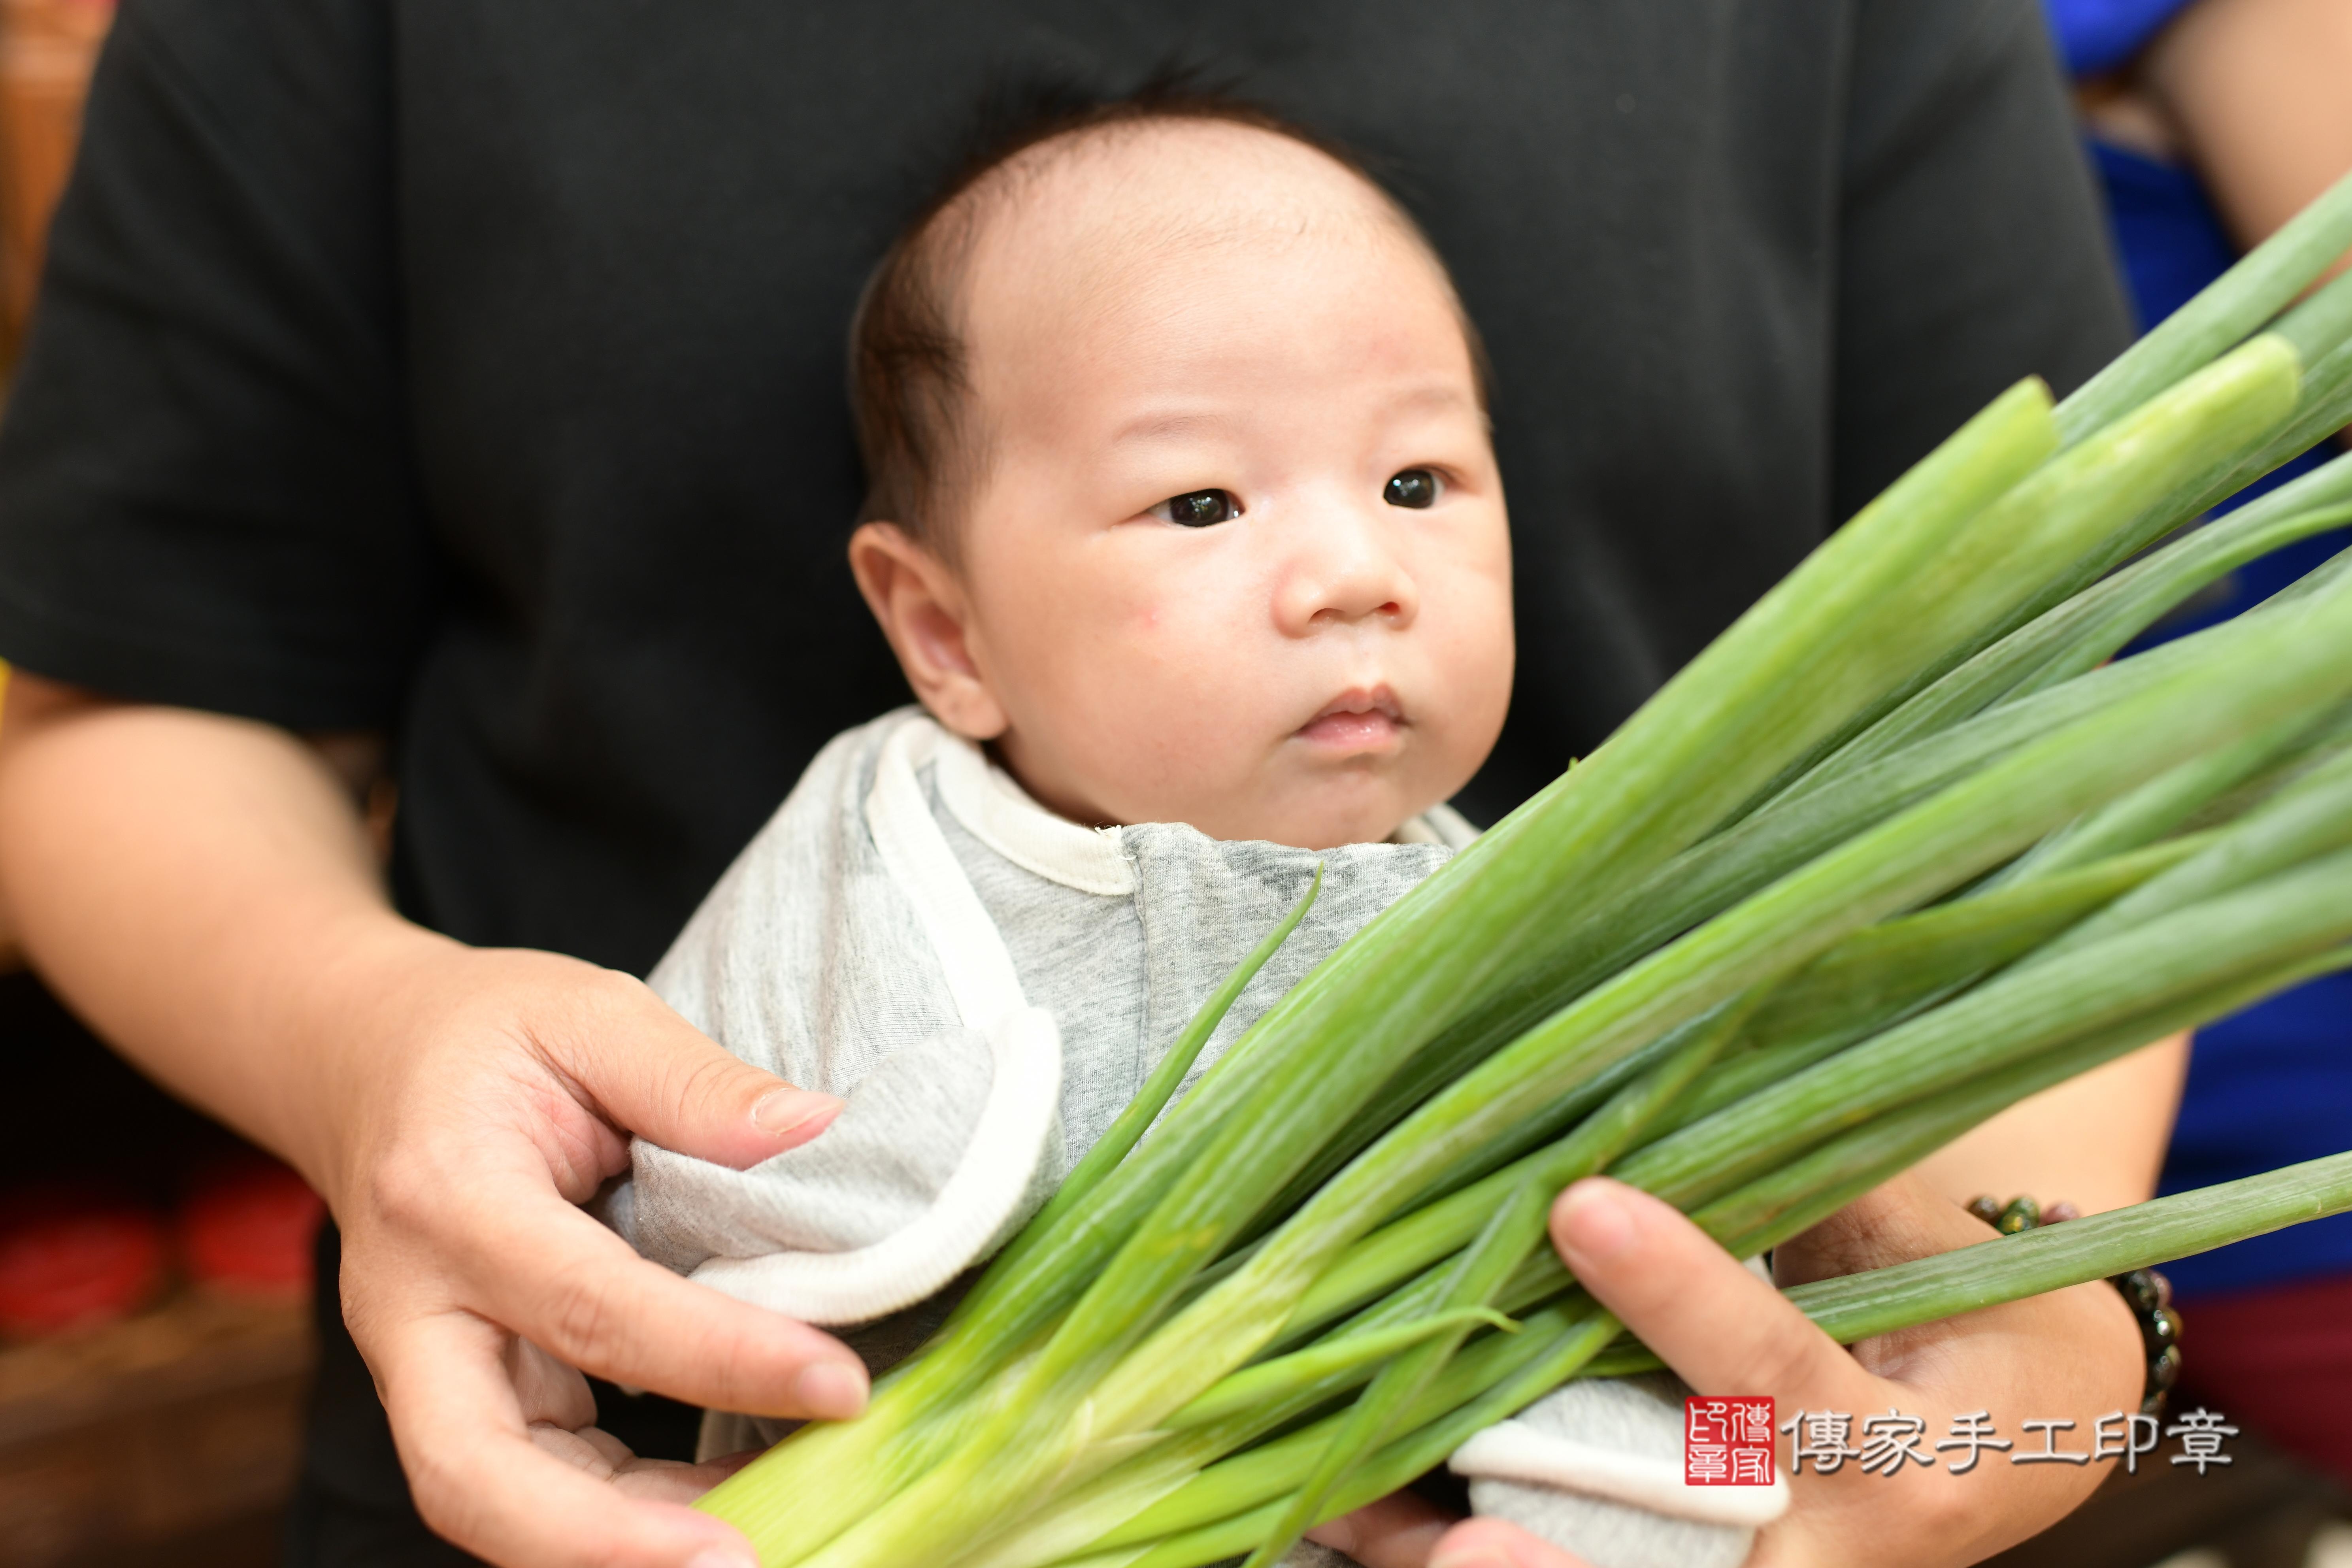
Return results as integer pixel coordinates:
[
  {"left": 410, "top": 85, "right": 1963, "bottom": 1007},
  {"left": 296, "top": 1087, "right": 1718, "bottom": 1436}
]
[{"left": 1177, "top": 769, "right": 1435, "bottom": 851}]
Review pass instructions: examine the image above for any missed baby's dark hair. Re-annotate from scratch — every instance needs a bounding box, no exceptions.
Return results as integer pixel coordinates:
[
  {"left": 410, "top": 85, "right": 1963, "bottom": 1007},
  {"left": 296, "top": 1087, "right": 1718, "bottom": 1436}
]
[{"left": 847, "top": 78, "right": 1482, "bottom": 560}]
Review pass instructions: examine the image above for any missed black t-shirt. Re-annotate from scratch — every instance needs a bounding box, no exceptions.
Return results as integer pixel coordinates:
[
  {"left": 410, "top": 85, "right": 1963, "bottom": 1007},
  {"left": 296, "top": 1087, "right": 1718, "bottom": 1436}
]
[{"left": 0, "top": 0, "right": 2129, "bottom": 1561}]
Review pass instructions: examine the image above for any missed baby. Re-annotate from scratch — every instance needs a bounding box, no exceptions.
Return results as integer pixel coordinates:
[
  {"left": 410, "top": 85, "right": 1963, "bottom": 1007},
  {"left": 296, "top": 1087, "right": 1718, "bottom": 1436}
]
[
  {"left": 839, "top": 98, "right": 1511, "bottom": 855},
  {"left": 611, "top": 94, "right": 1508, "bottom": 1313},
  {"left": 611, "top": 92, "right": 1752, "bottom": 1568}
]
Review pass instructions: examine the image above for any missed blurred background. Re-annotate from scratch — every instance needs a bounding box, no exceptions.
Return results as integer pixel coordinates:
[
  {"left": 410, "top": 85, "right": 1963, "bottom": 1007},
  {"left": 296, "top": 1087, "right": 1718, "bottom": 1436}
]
[
  {"left": 0, "top": 11, "right": 320, "bottom": 1567},
  {"left": 0, "top": 0, "right": 2345, "bottom": 1565}
]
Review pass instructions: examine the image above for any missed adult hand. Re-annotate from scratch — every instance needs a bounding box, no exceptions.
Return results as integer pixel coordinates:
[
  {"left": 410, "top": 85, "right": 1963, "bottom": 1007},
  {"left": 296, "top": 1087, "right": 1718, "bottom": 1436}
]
[
  {"left": 324, "top": 938, "right": 868, "bottom": 1568},
  {"left": 0, "top": 684, "right": 869, "bottom": 1568},
  {"left": 1334, "top": 1174, "right": 2140, "bottom": 1568}
]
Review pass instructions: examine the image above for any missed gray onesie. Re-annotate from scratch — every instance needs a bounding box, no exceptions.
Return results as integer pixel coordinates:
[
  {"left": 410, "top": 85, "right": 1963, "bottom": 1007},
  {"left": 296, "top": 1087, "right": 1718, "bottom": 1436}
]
[{"left": 607, "top": 709, "right": 1775, "bottom": 1566}]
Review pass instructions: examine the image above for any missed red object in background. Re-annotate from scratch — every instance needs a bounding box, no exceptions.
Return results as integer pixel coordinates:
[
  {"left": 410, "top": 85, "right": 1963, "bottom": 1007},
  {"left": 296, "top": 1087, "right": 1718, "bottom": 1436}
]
[
  {"left": 0, "top": 1183, "right": 167, "bottom": 1336},
  {"left": 179, "top": 1156, "right": 324, "bottom": 1299},
  {"left": 2177, "top": 1270, "right": 2352, "bottom": 1490}
]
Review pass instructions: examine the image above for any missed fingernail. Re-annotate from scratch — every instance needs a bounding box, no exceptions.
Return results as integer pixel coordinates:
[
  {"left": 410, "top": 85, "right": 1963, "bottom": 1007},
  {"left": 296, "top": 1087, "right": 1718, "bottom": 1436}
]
[
  {"left": 753, "top": 1089, "right": 843, "bottom": 1145},
  {"left": 796, "top": 1358, "right": 869, "bottom": 1419},
  {"left": 685, "top": 1549, "right": 757, "bottom": 1568},
  {"left": 1554, "top": 1179, "right": 1640, "bottom": 1266}
]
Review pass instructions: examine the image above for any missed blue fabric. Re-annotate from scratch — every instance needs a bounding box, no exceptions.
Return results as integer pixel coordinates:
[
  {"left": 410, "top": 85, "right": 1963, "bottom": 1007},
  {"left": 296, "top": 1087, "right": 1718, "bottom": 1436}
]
[
  {"left": 2065, "top": 127, "right": 2352, "bottom": 1294},
  {"left": 2159, "top": 978, "right": 2352, "bottom": 1295},
  {"left": 2093, "top": 142, "right": 2238, "bottom": 329},
  {"left": 2041, "top": 0, "right": 2198, "bottom": 76},
  {"left": 2099, "top": 141, "right": 2339, "bottom": 648}
]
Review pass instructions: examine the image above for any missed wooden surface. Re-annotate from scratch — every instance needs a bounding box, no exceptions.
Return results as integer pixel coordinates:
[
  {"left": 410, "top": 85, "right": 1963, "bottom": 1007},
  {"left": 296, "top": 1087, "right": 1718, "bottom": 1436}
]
[{"left": 0, "top": 1290, "right": 314, "bottom": 1567}]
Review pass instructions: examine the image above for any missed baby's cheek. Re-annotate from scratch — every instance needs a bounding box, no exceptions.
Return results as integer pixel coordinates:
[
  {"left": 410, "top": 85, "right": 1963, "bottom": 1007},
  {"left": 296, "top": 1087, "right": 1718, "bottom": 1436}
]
[
  {"left": 1110, "top": 629, "right": 1271, "bottom": 779},
  {"left": 1060, "top": 613, "right": 1190, "bottom": 733},
  {"left": 1420, "top": 576, "right": 1516, "bottom": 775}
]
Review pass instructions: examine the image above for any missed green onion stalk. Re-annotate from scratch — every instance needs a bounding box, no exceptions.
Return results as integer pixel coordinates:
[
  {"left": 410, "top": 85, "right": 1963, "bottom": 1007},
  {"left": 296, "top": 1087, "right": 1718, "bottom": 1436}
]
[{"left": 693, "top": 167, "right": 2352, "bottom": 1568}]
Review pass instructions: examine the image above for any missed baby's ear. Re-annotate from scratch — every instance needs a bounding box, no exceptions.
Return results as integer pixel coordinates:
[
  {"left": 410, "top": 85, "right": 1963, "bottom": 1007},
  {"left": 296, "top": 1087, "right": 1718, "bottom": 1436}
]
[{"left": 847, "top": 522, "right": 1009, "bottom": 741}]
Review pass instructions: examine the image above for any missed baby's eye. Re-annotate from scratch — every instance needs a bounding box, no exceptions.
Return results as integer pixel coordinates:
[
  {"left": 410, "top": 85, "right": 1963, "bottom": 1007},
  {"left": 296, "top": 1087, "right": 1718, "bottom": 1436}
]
[
  {"left": 1150, "top": 489, "right": 1243, "bottom": 528},
  {"left": 1384, "top": 469, "right": 1443, "bottom": 509}
]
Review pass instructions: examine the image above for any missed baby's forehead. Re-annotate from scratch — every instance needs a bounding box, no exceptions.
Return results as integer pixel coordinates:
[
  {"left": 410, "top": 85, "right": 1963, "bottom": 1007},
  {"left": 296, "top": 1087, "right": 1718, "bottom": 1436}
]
[{"left": 948, "top": 118, "right": 1430, "bottom": 300}]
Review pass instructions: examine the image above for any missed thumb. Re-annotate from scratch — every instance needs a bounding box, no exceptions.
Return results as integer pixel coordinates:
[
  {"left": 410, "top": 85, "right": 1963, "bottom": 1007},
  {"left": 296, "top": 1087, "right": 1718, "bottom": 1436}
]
[
  {"left": 1550, "top": 1177, "right": 1874, "bottom": 1415},
  {"left": 555, "top": 971, "right": 844, "bottom": 1170}
]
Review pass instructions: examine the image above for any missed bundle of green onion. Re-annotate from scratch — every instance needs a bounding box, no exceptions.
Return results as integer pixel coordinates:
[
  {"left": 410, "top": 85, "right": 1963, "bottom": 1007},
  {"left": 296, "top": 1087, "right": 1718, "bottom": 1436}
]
[{"left": 698, "top": 169, "right": 2352, "bottom": 1568}]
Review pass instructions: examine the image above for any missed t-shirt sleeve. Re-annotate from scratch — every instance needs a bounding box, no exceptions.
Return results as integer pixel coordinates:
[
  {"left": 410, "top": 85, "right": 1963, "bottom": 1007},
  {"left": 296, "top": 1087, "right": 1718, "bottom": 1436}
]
[
  {"left": 1831, "top": 0, "right": 2137, "bottom": 523},
  {"left": 0, "top": 0, "right": 430, "bottom": 730}
]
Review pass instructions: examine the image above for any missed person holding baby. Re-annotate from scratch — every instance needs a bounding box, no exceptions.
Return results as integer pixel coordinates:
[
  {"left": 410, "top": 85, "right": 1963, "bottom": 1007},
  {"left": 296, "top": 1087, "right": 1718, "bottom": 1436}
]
[{"left": 0, "top": 5, "right": 2186, "bottom": 1568}]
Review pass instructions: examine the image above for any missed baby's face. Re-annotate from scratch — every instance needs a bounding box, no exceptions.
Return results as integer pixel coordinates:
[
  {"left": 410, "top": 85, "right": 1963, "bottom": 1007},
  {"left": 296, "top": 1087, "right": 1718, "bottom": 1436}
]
[{"left": 875, "top": 125, "right": 1512, "bottom": 849}]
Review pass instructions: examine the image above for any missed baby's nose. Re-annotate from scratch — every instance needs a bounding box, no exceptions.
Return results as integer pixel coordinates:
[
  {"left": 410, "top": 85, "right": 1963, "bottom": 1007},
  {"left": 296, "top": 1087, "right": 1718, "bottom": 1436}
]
[{"left": 1278, "top": 509, "right": 1418, "bottom": 633}]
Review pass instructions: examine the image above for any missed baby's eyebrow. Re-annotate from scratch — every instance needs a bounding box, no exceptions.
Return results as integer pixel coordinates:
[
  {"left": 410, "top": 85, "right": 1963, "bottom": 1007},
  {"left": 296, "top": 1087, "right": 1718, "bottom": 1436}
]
[
  {"left": 1382, "top": 382, "right": 1477, "bottom": 413},
  {"left": 1110, "top": 380, "right": 1475, "bottom": 445},
  {"left": 1110, "top": 407, "right": 1231, "bottom": 443}
]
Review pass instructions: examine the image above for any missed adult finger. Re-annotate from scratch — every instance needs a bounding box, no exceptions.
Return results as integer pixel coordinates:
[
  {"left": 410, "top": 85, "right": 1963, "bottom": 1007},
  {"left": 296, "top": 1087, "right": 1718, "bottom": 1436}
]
[
  {"left": 1549, "top": 1178, "right": 1875, "bottom": 1413},
  {"left": 1307, "top": 1488, "right": 1457, "bottom": 1568},
  {"left": 528, "top": 1426, "right": 738, "bottom": 1507},
  {"left": 609, "top": 1458, "right": 751, "bottom": 1506},
  {"left": 529, "top": 1421, "right": 637, "bottom": 1476},
  {"left": 540, "top": 968, "right": 841, "bottom": 1170},
  {"left": 443, "top": 1173, "right": 868, "bottom": 1418},
  {"left": 505, "top": 1335, "right": 599, "bottom": 1429},
  {"left": 375, "top": 1308, "right": 758, "bottom": 1568},
  {"left": 1428, "top": 1516, "right": 1597, "bottom": 1568}
]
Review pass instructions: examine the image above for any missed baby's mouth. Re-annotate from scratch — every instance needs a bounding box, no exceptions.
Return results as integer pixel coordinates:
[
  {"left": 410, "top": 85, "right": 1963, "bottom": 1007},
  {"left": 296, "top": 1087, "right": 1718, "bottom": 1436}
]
[{"left": 1297, "top": 687, "right": 1407, "bottom": 751}]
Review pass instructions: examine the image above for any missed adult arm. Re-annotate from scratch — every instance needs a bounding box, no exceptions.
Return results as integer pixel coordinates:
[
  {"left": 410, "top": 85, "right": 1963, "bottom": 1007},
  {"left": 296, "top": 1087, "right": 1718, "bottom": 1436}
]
[
  {"left": 0, "top": 672, "right": 866, "bottom": 1568},
  {"left": 0, "top": 7, "right": 874, "bottom": 1557},
  {"left": 2141, "top": 0, "right": 2352, "bottom": 270},
  {"left": 1918, "top": 1034, "right": 2190, "bottom": 1215}
]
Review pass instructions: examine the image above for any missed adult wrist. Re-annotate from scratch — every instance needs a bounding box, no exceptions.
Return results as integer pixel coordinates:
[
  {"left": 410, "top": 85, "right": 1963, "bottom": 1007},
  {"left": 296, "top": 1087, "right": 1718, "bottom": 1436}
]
[
  {"left": 267, "top": 911, "right": 473, "bottom": 1209},
  {"left": 1966, "top": 1194, "right": 2180, "bottom": 1412}
]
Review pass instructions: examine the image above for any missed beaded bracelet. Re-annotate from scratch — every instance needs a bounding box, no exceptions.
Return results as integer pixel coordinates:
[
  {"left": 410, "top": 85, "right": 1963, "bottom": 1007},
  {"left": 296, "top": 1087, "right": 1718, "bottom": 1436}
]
[{"left": 1967, "top": 1193, "right": 2181, "bottom": 1415}]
